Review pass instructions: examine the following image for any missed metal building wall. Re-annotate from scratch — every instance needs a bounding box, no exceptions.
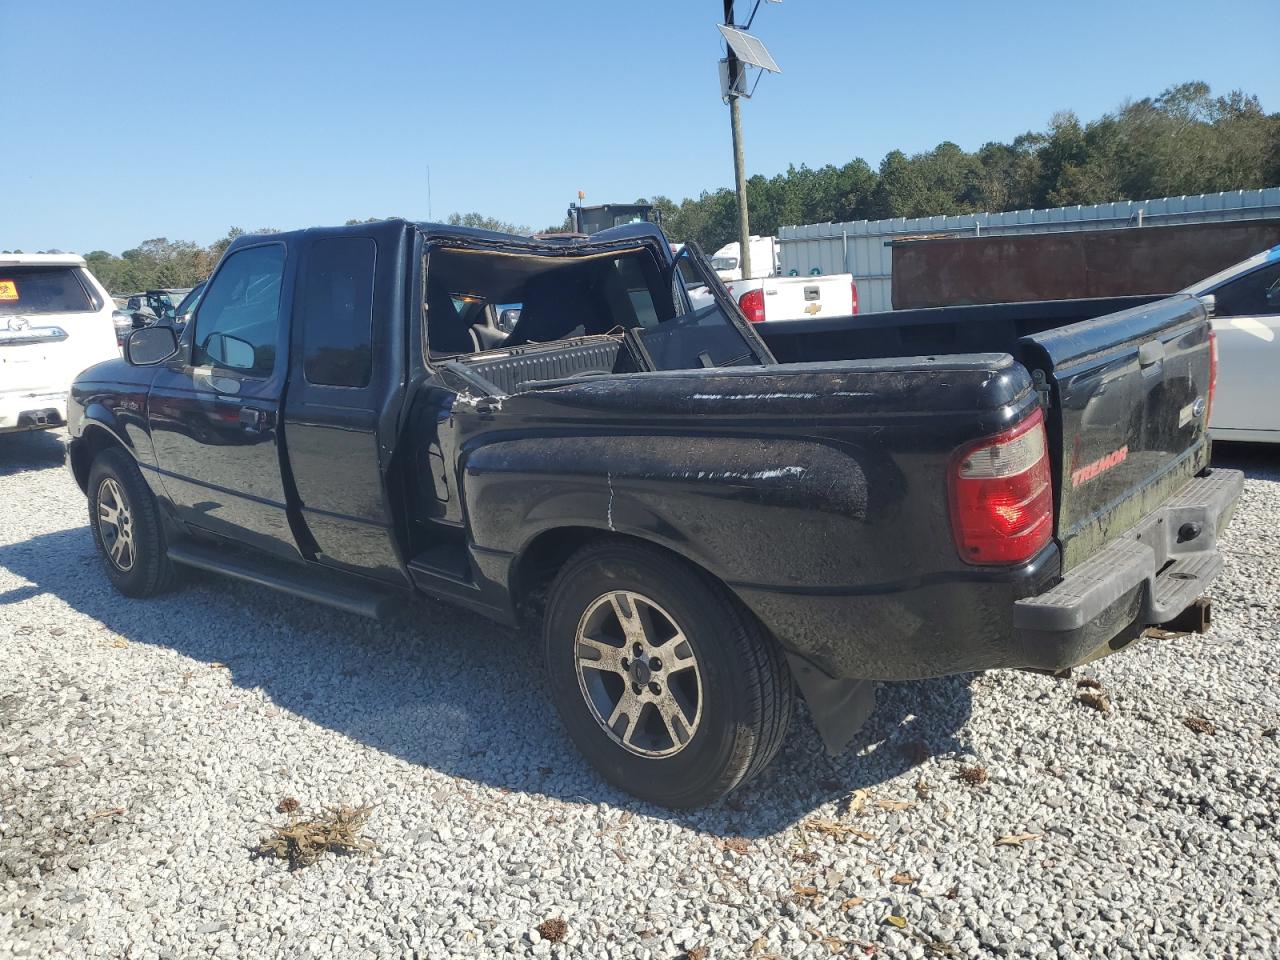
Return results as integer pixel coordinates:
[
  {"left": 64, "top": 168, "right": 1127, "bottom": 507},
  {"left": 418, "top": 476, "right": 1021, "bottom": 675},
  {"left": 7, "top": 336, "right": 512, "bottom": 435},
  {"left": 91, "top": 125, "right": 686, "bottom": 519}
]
[{"left": 777, "top": 188, "right": 1280, "bottom": 313}]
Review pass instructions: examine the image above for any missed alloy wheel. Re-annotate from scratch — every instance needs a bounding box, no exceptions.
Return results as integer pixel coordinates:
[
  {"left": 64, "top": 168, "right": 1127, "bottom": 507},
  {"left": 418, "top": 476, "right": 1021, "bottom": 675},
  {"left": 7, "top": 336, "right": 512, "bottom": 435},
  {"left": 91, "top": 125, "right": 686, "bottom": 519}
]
[
  {"left": 574, "top": 590, "right": 703, "bottom": 757},
  {"left": 97, "top": 477, "right": 135, "bottom": 572}
]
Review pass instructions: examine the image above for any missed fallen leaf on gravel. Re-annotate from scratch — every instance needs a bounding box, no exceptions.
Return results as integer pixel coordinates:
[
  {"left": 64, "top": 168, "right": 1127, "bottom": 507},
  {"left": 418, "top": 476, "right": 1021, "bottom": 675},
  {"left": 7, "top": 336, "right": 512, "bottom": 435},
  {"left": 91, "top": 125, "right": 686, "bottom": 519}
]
[
  {"left": 792, "top": 849, "right": 819, "bottom": 865},
  {"left": 945, "top": 884, "right": 959, "bottom": 899},
  {"left": 890, "top": 872, "right": 917, "bottom": 885},
  {"left": 1183, "top": 715, "right": 1217, "bottom": 735},
  {"left": 683, "top": 947, "right": 707, "bottom": 960},
  {"left": 876, "top": 799, "right": 913, "bottom": 812},
  {"left": 995, "top": 832, "right": 1042, "bottom": 847},
  {"left": 820, "top": 934, "right": 845, "bottom": 954},
  {"left": 792, "top": 885, "right": 820, "bottom": 898},
  {"left": 209, "top": 662, "right": 228, "bottom": 669},
  {"left": 1076, "top": 690, "right": 1111, "bottom": 714},
  {"left": 805, "top": 817, "right": 875, "bottom": 841},
  {"left": 255, "top": 804, "right": 375, "bottom": 870},
  {"left": 1076, "top": 677, "right": 1103, "bottom": 690},
  {"left": 110, "top": 638, "right": 128, "bottom": 648},
  {"left": 885, "top": 915, "right": 908, "bottom": 928},
  {"left": 956, "top": 765, "right": 988, "bottom": 786},
  {"left": 275, "top": 797, "right": 300, "bottom": 814},
  {"left": 721, "top": 837, "right": 750, "bottom": 855},
  {"left": 846, "top": 788, "right": 869, "bottom": 814},
  {"left": 914, "top": 778, "right": 931, "bottom": 799},
  {"left": 87, "top": 807, "right": 125, "bottom": 820},
  {"left": 537, "top": 918, "right": 567, "bottom": 944},
  {"left": 840, "top": 897, "right": 865, "bottom": 910}
]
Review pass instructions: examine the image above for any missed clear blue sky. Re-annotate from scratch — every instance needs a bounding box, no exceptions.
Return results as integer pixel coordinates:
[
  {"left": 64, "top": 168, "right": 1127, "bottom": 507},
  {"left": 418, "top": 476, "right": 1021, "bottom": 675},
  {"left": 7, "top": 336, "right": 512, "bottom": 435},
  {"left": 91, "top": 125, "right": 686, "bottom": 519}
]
[{"left": 4, "top": 0, "right": 1277, "bottom": 255}]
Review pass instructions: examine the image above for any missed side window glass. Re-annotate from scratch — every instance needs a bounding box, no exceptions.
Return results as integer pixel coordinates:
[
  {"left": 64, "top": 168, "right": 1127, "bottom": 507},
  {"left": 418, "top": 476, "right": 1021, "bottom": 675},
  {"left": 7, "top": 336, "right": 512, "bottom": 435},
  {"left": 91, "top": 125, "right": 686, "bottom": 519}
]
[
  {"left": 1216, "top": 263, "right": 1280, "bottom": 318},
  {"left": 302, "top": 238, "right": 375, "bottom": 387},
  {"left": 192, "top": 244, "right": 285, "bottom": 376}
]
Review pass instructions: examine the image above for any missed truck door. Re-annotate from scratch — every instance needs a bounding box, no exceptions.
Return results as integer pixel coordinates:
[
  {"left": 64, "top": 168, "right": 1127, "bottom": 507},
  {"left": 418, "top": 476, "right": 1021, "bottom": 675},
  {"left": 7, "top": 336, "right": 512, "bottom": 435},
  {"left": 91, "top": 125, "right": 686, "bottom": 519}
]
[
  {"left": 147, "top": 241, "right": 297, "bottom": 559},
  {"left": 282, "top": 235, "right": 408, "bottom": 583}
]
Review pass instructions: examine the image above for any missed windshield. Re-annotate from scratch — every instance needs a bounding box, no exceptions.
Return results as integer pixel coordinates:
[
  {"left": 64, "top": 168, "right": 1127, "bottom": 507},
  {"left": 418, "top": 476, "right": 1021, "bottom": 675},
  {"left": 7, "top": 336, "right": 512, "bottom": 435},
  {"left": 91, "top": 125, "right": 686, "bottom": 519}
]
[
  {"left": 1183, "top": 245, "right": 1280, "bottom": 295},
  {"left": 0, "top": 266, "right": 94, "bottom": 316}
]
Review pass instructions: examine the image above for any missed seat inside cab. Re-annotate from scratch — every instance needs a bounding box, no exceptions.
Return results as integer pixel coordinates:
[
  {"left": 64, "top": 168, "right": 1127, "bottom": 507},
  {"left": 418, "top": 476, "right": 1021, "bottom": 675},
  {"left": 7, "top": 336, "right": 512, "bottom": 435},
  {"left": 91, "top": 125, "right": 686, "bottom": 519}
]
[{"left": 423, "top": 246, "right": 671, "bottom": 393}]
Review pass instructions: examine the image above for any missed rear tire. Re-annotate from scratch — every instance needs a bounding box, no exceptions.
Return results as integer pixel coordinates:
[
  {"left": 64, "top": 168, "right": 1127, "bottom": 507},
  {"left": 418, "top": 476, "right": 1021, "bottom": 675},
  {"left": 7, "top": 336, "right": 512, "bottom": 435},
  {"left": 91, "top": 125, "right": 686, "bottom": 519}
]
[
  {"left": 87, "top": 447, "right": 177, "bottom": 598},
  {"left": 543, "top": 539, "right": 793, "bottom": 808}
]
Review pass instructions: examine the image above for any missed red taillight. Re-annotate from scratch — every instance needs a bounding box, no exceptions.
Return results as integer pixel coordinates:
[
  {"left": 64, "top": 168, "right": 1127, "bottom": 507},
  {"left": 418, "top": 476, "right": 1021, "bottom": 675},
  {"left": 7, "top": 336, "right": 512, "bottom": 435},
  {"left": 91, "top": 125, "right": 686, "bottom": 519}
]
[
  {"left": 738, "top": 287, "right": 765, "bottom": 323},
  {"left": 949, "top": 408, "right": 1053, "bottom": 565},
  {"left": 850, "top": 280, "right": 859, "bottom": 315},
  {"left": 1207, "top": 327, "right": 1218, "bottom": 423}
]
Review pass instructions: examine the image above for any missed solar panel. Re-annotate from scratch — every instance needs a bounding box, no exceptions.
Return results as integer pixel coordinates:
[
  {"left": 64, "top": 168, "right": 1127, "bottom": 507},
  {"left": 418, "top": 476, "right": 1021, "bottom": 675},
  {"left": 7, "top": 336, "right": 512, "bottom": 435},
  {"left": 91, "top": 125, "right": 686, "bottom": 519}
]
[{"left": 716, "top": 23, "right": 780, "bottom": 73}]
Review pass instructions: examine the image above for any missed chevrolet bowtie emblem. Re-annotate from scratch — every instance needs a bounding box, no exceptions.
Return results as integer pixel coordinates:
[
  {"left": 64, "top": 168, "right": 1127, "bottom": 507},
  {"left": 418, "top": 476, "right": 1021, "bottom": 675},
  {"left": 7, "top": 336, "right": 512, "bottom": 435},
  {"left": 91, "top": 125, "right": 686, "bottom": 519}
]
[{"left": 804, "top": 302, "right": 821, "bottom": 315}]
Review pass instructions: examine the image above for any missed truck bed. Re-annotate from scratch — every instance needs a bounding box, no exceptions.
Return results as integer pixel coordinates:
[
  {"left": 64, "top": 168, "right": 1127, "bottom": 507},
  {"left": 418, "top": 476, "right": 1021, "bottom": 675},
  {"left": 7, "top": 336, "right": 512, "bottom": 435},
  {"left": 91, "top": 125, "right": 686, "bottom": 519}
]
[{"left": 758, "top": 293, "right": 1216, "bottom": 573}]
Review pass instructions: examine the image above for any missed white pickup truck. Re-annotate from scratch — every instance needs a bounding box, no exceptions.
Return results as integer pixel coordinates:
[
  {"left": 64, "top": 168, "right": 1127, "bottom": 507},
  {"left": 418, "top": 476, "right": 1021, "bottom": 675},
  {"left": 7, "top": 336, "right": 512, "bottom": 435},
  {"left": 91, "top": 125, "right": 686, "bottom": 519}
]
[
  {"left": 690, "top": 271, "right": 859, "bottom": 323},
  {"left": 1, "top": 253, "right": 120, "bottom": 435}
]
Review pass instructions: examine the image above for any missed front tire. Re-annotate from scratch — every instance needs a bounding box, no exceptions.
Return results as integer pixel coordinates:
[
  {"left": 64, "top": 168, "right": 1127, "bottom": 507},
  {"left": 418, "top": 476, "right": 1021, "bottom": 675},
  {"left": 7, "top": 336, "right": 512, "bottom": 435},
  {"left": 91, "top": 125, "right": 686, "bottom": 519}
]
[
  {"left": 543, "top": 539, "right": 793, "bottom": 808},
  {"left": 87, "top": 447, "right": 176, "bottom": 598}
]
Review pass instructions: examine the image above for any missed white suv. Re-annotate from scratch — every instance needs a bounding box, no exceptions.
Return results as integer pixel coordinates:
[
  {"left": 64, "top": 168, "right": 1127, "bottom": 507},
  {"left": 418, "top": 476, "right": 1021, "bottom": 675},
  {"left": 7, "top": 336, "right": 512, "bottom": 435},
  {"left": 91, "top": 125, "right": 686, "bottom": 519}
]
[{"left": 1, "top": 253, "right": 121, "bottom": 435}]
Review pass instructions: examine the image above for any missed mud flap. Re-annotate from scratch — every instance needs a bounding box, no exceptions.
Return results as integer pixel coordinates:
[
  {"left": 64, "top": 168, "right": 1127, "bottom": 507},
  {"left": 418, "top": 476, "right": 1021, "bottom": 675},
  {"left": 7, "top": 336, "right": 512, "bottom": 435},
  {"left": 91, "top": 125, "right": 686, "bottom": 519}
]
[{"left": 785, "top": 653, "right": 877, "bottom": 755}]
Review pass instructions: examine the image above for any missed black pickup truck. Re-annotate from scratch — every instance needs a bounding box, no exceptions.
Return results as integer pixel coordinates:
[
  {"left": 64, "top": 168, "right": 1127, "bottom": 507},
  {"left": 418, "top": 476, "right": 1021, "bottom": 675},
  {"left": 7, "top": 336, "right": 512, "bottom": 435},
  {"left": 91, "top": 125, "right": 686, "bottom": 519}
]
[{"left": 67, "top": 219, "right": 1241, "bottom": 807}]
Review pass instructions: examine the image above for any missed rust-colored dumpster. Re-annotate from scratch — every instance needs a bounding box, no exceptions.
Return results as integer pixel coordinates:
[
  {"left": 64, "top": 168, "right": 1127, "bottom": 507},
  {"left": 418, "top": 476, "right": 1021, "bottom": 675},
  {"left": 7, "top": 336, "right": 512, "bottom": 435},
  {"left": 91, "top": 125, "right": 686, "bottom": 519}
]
[{"left": 891, "top": 218, "right": 1280, "bottom": 309}]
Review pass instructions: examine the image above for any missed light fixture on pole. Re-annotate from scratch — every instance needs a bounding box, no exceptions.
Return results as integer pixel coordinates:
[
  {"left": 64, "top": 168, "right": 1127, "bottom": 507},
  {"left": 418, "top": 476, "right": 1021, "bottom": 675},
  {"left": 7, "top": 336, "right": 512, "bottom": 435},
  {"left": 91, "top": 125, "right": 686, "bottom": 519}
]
[{"left": 718, "top": 2, "right": 781, "bottom": 282}]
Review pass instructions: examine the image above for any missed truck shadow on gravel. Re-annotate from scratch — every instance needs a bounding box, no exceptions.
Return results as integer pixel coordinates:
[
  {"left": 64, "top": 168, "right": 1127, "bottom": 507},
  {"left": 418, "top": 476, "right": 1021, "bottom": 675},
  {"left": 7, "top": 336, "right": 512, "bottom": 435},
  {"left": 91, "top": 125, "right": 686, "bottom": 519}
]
[
  {"left": 0, "top": 429, "right": 65, "bottom": 477},
  {"left": 0, "top": 525, "right": 976, "bottom": 837}
]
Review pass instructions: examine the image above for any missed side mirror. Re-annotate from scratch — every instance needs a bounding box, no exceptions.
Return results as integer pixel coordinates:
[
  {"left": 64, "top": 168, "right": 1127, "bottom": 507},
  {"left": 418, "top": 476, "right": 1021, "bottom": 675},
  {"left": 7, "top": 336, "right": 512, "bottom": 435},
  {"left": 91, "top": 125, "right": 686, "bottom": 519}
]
[
  {"left": 125, "top": 325, "right": 179, "bottom": 366},
  {"left": 498, "top": 308, "right": 521, "bottom": 333},
  {"left": 203, "top": 331, "right": 256, "bottom": 370},
  {"left": 131, "top": 306, "right": 159, "bottom": 328},
  {"left": 1197, "top": 294, "right": 1216, "bottom": 319}
]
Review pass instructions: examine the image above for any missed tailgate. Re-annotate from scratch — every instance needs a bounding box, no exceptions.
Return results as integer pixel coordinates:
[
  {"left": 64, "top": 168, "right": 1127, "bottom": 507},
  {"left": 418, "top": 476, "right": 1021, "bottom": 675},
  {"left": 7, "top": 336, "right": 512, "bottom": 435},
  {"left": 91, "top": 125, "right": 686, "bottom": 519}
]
[
  {"left": 762, "top": 275, "right": 854, "bottom": 322},
  {"left": 1020, "top": 294, "right": 1214, "bottom": 571}
]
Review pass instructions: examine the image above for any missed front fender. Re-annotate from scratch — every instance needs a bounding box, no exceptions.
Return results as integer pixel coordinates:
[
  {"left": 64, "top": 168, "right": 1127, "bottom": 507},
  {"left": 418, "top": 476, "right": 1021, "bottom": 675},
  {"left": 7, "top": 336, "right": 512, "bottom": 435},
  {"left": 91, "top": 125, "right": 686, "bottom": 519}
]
[{"left": 67, "top": 383, "right": 159, "bottom": 496}]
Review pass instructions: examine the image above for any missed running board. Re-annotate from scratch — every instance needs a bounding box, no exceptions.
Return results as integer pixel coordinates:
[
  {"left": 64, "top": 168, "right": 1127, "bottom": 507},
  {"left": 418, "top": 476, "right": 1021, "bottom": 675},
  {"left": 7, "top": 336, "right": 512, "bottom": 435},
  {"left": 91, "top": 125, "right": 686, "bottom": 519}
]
[{"left": 166, "top": 540, "right": 406, "bottom": 622}]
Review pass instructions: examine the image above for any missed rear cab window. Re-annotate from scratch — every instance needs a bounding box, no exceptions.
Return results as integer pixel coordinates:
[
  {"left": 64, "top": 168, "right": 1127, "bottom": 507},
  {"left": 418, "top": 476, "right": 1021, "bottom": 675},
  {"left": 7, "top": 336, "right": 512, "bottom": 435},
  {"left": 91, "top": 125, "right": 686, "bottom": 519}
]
[{"left": 301, "top": 237, "right": 376, "bottom": 388}]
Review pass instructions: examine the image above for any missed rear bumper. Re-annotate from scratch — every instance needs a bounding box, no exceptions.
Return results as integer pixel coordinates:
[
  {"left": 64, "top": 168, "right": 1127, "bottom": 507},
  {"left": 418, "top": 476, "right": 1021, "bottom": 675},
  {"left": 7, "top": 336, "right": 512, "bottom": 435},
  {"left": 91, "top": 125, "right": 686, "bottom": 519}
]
[
  {"left": 1011, "top": 467, "right": 1243, "bottom": 666},
  {"left": 0, "top": 391, "right": 67, "bottom": 434},
  {"left": 738, "top": 468, "right": 1243, "bottom": 685}
]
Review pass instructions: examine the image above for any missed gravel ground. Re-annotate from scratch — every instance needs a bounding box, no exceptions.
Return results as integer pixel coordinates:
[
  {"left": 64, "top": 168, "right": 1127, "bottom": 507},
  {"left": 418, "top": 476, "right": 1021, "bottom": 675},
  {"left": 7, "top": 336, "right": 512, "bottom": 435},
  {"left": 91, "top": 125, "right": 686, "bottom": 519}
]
[{"left": 2, "top": 429, "right": 1278, "bottom": 960}]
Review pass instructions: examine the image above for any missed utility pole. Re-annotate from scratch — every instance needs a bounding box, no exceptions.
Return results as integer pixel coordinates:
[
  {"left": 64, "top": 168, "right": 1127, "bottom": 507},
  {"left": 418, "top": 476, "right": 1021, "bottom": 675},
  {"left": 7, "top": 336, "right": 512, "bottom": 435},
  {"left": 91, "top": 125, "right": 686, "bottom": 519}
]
[{"left": 724, "top": 0, "right": 752, "bottom": 281}]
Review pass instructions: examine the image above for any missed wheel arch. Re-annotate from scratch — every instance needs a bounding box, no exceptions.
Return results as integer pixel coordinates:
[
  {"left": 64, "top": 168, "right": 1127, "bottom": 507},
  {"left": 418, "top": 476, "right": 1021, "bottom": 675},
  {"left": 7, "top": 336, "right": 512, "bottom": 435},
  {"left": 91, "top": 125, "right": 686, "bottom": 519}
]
[
  {"left": 69, "top": 421, "right": 130, "bottom": 493},
  {"left": 509, "top": 526, "right": 741, "bottom": 633}
]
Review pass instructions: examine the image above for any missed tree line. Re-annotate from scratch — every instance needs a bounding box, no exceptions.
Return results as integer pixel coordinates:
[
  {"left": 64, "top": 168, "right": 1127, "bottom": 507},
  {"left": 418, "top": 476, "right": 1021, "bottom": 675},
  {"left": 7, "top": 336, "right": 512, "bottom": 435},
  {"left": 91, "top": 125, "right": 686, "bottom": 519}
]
[
  {"left": 650, "top": 81, "right": 1279, "bottom": 252},
  {"left": 8, "top": 81, "right": 1274, "bottom": 295}
]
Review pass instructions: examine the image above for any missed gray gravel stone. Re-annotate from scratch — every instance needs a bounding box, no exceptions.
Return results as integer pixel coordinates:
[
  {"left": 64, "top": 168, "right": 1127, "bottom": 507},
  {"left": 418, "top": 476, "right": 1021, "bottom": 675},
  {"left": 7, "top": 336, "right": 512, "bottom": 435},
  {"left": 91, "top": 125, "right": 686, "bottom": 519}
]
[{"left": 1, "top": 429, "right": 1277, "bottom": 960}]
